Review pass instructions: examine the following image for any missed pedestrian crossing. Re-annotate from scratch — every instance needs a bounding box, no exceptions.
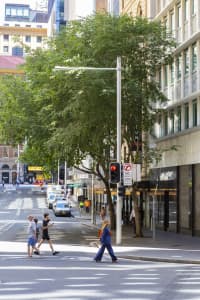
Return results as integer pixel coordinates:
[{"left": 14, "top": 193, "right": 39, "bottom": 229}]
[{"left": 6, "top": 197, "right": 47, "bottom": 210}]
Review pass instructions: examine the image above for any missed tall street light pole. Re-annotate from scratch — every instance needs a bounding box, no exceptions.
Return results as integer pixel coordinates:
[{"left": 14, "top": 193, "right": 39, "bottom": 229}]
[{"left": 54, "top": 57, "right": 122, "bottom": 244}]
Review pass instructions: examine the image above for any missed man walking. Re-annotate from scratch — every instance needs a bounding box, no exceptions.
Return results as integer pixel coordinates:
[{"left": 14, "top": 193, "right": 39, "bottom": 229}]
[
  {"left": 27, "top": 215, "right": 39, "bottom": 257},
  {"left": 37, "top": 213, "right": 59, "bottom": 255}
]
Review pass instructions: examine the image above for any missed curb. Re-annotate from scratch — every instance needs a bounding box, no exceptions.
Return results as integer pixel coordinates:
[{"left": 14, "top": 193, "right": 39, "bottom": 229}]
[{"left": 118, "top": 255, "right": 200, "bottom": 265}]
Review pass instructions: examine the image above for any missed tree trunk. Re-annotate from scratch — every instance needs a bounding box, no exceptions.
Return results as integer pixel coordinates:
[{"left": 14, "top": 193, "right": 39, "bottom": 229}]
[{"left": 105, "top": 182, "right": 115, "bottom": 230}]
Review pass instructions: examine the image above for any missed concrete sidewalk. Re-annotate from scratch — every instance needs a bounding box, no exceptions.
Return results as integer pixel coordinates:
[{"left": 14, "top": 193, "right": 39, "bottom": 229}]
[
  {"left": 81, "top": 216, "right": 200, "bottom": 264},
  {"left": 117, "top": 225, "right": 200, "bottom": 264}
]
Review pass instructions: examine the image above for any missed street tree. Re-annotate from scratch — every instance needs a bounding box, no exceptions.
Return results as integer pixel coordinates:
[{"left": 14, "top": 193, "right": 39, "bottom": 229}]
[{"left": 0, "top": 14, "right": 175, "bottom": 233}]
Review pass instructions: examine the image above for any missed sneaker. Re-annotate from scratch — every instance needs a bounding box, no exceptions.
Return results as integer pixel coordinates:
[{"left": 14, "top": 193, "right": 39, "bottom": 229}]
[
  {"left": 112, "top": 259, "right": 118, "bottom": 263},
  {"left": 52, "top": 251, "right": 59, "bottom": 256},
  {"left": 34, "top": 250, "right": 40, "bottom": 255}
]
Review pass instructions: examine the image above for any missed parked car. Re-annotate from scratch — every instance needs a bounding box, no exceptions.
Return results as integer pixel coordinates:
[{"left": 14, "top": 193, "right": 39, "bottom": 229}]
[{"left": 53, "top": 201, "right": 72, "bottom": 217}]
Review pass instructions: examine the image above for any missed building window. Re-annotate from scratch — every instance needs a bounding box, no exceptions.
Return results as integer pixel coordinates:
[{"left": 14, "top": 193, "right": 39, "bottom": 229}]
[
  {"left": 163, "top": 16, "right": 168, "bottom": 28},
  {"left": 184, "top": 103, "right": 189, "bottom": 129},
  {"left": 169, "top": 110, "right": 175, "bottom": 134},
  {"left": 177, "top": 106, "right": 182, "bottom": 132},
  {"left": 169, "top": 10, "right": 175, "bottom": 33},
  {"left": 3, "top": 34, "right": 9, "bottom": 41},
  {"left": 176, "top": 54, "right": 181, "bottom": 79},
  {"left": 164, "top": 112, "right": 168, "bottom": 135},
  {"left": 3, "top": 148, "right": 8, "bottom": 158},
  {"left": 192, "top": 99, "right": 197, "bottom": 127},
  {"left": 3, "top": 46, "right": 9, "bottom": 53},
  {"left": 184, "top": 48, "right": 189, "bottom": 75},
  {"left": 157, "top": 115, "right": 162, "bottom": 137},
  {"left": 164, "top": 65, "right": 168, "bottom": 87},
  {"left": 192, "top": 43, "right": 197, "bottom": 72},
  {"left": 177, "top": 4, "right": 181, "bottom": 28},
  {"left": 158, "top": 68, "right": 162, "bottom": 88},
  {"left": 192, "top": 0, "right": 197, "bottom": 15},
  {"left": 184, "top": 0, "right": 189, "bottom": 21},
  {"left": 12, "top": 46, "right": 23, "bottom": 57},
  {"left": 25, "top": 35, "right": 31, "bottom": 42},
  {"left": 170, "top": 61, "right": 174, "bottom": 83},
  {"left": 36, "top": 36, "right": 42, "bottom": 43}
]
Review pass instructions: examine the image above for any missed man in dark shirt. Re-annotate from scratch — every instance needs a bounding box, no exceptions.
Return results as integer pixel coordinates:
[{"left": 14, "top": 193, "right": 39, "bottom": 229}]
[{"left": 36, "top": 213, "right": 59, "bottom": 255}]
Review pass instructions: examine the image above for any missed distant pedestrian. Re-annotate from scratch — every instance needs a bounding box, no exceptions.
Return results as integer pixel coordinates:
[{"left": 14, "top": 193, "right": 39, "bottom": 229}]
[
  {"left": 100, "top": 206, "right": 106, "bottom": 221},
  {"left": 36, "top": 213, "right": 59, "bottom": 255},
  {"left": 27, "top": 215, "right": 39, "bottom": 257},
  {"left": 129, "top": 206, "right": 136, "bottom": 237},
  {"left": 94, "top": 220, "right": 117, "bottom": 263},
  {"left": 79, "top": 200, "right": 84, "bottom": 216},
  {"left": 84, "top": 199, "right": 91, "bottom": 213}
]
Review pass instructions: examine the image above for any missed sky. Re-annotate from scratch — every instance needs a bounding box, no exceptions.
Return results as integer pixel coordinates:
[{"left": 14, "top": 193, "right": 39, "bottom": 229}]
[{"left": 75, "top": 0, "right": 95, "bottom": 17}]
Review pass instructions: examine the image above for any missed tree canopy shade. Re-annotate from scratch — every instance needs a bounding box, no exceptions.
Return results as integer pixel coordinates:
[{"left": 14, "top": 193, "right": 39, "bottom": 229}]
[{"left": 0, "top": 13, "right": 175, "bottom": 230}]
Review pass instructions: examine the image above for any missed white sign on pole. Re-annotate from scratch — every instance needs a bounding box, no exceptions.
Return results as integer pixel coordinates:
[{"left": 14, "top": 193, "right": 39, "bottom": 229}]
[{"left": 123, "top": 163, "right": 133, "bottom": 186}]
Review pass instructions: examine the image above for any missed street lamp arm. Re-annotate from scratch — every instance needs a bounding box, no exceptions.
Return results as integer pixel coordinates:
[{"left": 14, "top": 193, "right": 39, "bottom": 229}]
[{"left": 54, "top": 66, "right": 117, "bottom": 71}]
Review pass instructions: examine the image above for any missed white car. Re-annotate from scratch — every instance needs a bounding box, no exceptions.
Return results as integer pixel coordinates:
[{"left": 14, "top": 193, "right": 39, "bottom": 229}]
[
  {"left": 53, "top": 201, "right": 72, "bottom": 217},
  {"left": 47, "top": 193, "right": 65, "bottom": 209}
]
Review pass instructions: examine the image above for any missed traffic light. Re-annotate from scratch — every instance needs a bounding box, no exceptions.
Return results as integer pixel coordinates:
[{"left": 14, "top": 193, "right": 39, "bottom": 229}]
[
  {"left": 118, "top": 186, "right": 125, "bottom": 197},
  {"left": 109, "top": 162, "right": 120, "bottom": 184}
]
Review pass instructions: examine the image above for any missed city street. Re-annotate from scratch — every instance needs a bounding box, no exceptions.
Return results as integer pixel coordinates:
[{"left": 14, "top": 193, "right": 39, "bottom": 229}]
[{"left": 0, "top": 187, "right": 200, "bottom": 299}]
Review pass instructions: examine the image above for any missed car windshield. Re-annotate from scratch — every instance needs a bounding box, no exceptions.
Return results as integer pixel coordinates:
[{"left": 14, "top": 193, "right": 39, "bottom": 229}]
[{"left": 56, "top": 203, "right": 69, "bottom": 208}]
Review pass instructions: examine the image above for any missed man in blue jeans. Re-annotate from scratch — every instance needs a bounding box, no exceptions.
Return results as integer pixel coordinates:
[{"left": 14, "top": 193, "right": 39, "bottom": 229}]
[{"left": 94, "top": 220, "right": 117, "bottom": 263}]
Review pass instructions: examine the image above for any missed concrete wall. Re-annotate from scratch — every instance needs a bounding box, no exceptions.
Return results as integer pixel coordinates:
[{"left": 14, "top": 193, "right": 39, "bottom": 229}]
[
  {"left": 194, "top": 164, "right": 200, "bottom": 234},
  {"left": 179, "top": 165, "right": 190, "bottom": 232}
]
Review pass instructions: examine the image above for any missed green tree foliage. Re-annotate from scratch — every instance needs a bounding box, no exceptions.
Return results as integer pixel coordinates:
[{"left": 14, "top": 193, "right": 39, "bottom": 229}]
[{"left": 0, "top": 13, "right": 175, "bottom": 230}]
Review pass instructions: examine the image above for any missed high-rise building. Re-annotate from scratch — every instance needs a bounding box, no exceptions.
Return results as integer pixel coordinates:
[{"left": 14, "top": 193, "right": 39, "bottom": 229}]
[
  {"left": 119, "top": 0, "right": 200, "bottom": 236},
  {"left": 149, "top": 0, "right": 200, "bottom": 236}
]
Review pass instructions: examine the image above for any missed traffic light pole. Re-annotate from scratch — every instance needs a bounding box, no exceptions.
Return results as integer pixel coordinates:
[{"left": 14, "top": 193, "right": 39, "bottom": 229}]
[
  {"left": 116, "top": 57, "right": 122, "bottom": 245},
  {"left": 54, "top": 57, "right": 122, "bottom": 244}
]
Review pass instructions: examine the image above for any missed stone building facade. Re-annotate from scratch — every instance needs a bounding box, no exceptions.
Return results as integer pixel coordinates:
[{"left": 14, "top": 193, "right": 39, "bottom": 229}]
[
  {"left": 120, "top": 0, "right": 147, "bottom": 17},
  {"left": 119, "top": 0, "right": 200, "bottom": 236}
]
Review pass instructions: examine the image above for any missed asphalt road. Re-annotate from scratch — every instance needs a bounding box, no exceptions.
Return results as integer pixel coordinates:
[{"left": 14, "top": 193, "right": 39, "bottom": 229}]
[{"left": 0, "top": 186, "right": 200, "bottom": 300}]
